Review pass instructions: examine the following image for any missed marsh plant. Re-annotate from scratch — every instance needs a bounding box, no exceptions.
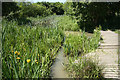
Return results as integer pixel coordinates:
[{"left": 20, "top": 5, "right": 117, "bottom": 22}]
[
  {"left": 2, "top": 20, "right": 64, "bottom": 78},
  {"left": 63, "top": 26, "right": 101, "bottom": 57},
  {"left": 63, "top": 26, "right": 103, "bottom": 78},
  {"left": 28, "top": 15, "right": 61, "bottom": 27},
  {"left": 65, "top": 57, "right": 104, "bottom": 78},
  {"left": 28, "top": 15, "right": 79, "bottom": 31},
  {"left": 55, "top": 15, "right": 79, "bottom": 31}
]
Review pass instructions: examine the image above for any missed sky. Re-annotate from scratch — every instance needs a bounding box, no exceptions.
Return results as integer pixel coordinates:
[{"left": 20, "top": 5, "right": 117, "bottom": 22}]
[{"left": 27, "top": 0, "right": 66, "bottom": 3}]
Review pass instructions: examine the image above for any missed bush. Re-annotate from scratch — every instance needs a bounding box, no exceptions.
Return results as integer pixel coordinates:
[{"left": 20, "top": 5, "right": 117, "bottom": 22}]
[{"left": 19, "top": 3, "right": 51, "bottom": 17}]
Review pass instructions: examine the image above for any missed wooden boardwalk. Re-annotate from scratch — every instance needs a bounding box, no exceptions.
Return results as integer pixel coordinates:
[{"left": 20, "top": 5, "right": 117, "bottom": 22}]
[{"left": 85, "top": 30, "right": 119, "bottom": 79}]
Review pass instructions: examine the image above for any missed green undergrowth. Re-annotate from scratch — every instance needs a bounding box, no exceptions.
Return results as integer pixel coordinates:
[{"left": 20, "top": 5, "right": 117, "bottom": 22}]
[
  {"left": 28, "top": 15, "right": 60, "bottom": 27},
  {"left": 65, "top": 57, "right": 104, "bottom": 79},
  {"left": 115, "top": 29, "right": 120, "bottom": 34},
  {"left": 63, "top": 27, "right": 101, "bottom": 57},
  {"left": 63, "top": 27, "right": 104, "bottom": 78},
  {"left": 28, "top": 15, "right": 80, "bottom": 31},
  {"left": 56, "top": 15, "right": 79, "bottom": 31},
  {"left": 2, "top": 19, "right": 64, "bottom": 78}
]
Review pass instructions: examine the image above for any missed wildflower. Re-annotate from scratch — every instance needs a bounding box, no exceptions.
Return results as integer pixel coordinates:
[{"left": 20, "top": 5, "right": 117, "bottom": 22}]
[
  {"left": 17, "top": 52, "right": 20, "bottom": 55},
  {"left": 16, "top": 57, "right": 20, "bottom": 59},
  {"left": 96, "top": 76, "right": 99, "bottom": 78},
  {"left": 15, "top": 51, "right": 18, "bottom": 54},
  {"left": 38, "top": 54, "right": 39, "bottom": 56},
  {"left": 27, "top": 59, "right": 31, "bottom": 63},
  {"left": 35, "top": 60, "right": 37, "bottom": 62},
  {"left": 36, "top": 62, "right": 38, "bottom": 64}
]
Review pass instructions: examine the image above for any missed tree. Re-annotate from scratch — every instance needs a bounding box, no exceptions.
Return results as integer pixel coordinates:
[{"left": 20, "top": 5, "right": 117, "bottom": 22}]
[
  {"left": 38, "top": 2, "right": 64, "bottom": 15},
  {"left": 2, "top": 2, "right": 20, "bottom": 16},
  {"left": 51, "top": 2, "right": 64, "bottom": 15},
  {"left": 64, "top": 1, "right": 120, "bottom": 32}
]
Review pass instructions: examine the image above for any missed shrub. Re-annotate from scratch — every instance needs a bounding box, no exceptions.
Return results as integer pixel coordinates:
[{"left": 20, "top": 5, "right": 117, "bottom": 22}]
[{"left": 19, "top": 3, "right": 51, "bottom": 17}]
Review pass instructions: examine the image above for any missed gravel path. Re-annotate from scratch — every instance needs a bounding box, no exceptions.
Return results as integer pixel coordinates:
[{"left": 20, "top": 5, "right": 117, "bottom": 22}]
[{"left": 85, "top": 30, "right": 119, "bottom": 78}]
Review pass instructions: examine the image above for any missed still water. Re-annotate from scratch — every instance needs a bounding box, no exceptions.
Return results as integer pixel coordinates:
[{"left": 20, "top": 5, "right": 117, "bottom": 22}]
[{"left": 50, "top": 47, "right": 68, "bottom": 78}]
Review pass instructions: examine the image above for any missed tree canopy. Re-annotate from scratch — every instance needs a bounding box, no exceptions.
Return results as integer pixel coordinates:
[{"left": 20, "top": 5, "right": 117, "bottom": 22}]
[
  {"left": 2, "top": 1, "right": 120, "bottom": 31},
  {"left": 64, "top": 2, "right": 120, "bottom": 32}
]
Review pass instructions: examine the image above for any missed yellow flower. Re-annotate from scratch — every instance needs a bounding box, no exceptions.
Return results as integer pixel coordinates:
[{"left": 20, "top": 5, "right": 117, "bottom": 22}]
[
  {"left": 35, "top": 60, "right": 38, "bottom": 64},
  {"left": 38, "top": 54, "right": 39, "bottom": 56},
  {"left": 35, "top": 60, "right": 37, "bottom": 62},
  {"left": 16, "top": 57, "right": 20, "bottom": 59},
  {"left": 27, "top": 59, "right": 31, "bottom": 63},
  {"left": 17, "top": 52, "right": 20, "bottom": 55},
  {"left": 15, "top": 51, "right": 18, "bottom": 54},
  {"left": 36, "top": 62, "right": 38, "bottom": 64}
]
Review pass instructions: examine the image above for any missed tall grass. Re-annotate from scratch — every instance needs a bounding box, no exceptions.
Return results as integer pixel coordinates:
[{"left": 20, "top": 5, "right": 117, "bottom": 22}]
[
  {"left": 28, "top": 15, "right": 61, "bottom": 27},
  {"left": 63, "top": 26, "right": 102, "bottom": 78},
  {"left": 65, "top": 57, "right": 104, "bottom": 78},
  {"left": 56, "top": 15, "right": 79, "bottom": 31},
  {"left": 28, "top": 15, "right": 80, "bottom": 31},
  {"left": 63, "top": 27, "right": 101, "bottom": 57},
  {"left": 2, "top": 19, "right": 64, "bottom": 78}
]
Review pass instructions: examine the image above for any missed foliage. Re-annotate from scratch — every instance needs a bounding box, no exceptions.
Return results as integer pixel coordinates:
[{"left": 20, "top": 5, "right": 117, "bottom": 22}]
[
  {"left": 63, "top": 26, "right": 101, "bottom": 57},
  {"left": 28, "top": 15, "right": 79, "bottom": 31},
  {"left": 28, "top": 15, "right": 60, "bottom": 27},
  {"left": 64, "top": 2, "right": 120, "bottom": 32},
  {"left": 115, "top": 29, "right": 120, "bottom": 34},
  {"left": 51, "top": 2, "right": 64, "bottom": 15},
  {"left": 3, "top": 1, "right": 118, "bottom": 79},
  {"left": 2, "top": 2, "right": 20, "bottom": 16},
  {"left": 37, "top": 2, "right": 64, "bottom": 15},
  {"left": 2, "top": 19, "right": 64, "bottom": 78},
  {"left": 65, "top": 57, "right": 104, "bottom": 78},
  {"left": 63, "top": 26, "right": 103, "bottom": 78},
  {"left": 3, "top": 2, "right": 64, "bottom": 20},
  {"left": 63, "top": 2, "right": 74, "bottom": 15},
  {"left": 56, "top": 15, "right": 79, "bottom": 31},
  {"left": 19, "top": 3, "right": 51, "bottom": 17}
]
